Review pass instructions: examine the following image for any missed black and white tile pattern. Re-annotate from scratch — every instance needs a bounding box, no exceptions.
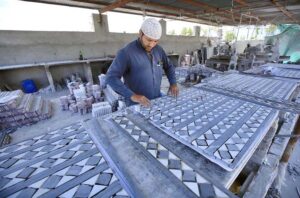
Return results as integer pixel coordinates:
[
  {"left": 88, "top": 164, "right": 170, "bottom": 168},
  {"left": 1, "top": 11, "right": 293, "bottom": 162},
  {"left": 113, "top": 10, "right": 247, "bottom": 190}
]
[
  {"left": 0, "top": 123, "right": 129, "bottom": 198},
  {"left": 132, "top": 88, "right": 278, "bottom": 170},
  {"left": 112, "top": 115, "right": 232, "bottom": 198}
]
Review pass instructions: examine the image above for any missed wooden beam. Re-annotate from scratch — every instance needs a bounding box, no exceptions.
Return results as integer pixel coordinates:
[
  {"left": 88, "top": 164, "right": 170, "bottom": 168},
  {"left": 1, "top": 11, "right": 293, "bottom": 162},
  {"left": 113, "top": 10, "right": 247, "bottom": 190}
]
[
  {"left": 100, "top": 0, "right": 137, "bottom": 14},
  {"left": 234, "top": 0, "right": 248, "bottom": 7},
  {"left": 270, "top": 0, "right": 299, "bottom": 23},
  {"left": 139, "top": 2, "right": 223, "bottom": 24}
]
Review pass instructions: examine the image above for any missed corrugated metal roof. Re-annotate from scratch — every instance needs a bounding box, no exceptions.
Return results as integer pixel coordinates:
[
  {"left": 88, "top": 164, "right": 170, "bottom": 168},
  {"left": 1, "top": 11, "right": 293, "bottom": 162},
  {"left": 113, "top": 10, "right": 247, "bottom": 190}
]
[{"left": 22, "top": 0, "right": 300, "bottom": 25}]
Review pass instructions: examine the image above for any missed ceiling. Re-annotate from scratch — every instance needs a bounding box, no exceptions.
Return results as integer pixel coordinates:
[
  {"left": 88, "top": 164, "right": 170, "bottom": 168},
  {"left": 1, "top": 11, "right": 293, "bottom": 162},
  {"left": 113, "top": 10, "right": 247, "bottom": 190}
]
[{"left": 22, "top": 0, "right": 300, "bottom": 26}]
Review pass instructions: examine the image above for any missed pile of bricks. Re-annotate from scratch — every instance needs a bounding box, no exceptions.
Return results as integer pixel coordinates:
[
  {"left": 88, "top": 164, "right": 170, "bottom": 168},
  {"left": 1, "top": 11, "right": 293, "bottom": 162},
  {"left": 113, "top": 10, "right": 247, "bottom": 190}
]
[
  {"left": 0, "top": 90, "right": 52, "bottom": 129},
  {"left": 59, "top": 83, "right": 103, "bottom": 115},
  {"left": 60, "top": 74, "right": 125, "bottom": 115}
]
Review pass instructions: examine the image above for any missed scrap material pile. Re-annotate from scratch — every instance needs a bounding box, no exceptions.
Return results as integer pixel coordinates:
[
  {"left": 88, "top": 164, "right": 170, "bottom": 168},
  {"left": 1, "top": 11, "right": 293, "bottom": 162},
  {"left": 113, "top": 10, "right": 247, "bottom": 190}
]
[
  {"left": 243, "top": 63, "right": 300, "bottom": 80},
  {"left": 59, "top": 74, "right": 125, "bottom": 117},
  {"left": 0, "top": 90, "right": 52, "bottom": 130},
  {"left": 175, "top": 64, "right": 222, "bottom": 83}
]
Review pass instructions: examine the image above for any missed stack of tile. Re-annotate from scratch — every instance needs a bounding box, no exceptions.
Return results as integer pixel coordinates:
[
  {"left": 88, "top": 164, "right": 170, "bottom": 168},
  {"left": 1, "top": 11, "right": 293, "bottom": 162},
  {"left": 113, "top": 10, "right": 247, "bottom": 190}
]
[
  {"left": 0, "top": 90, "right": 52, "bottom": 129},
  {"left": 103, "top": 85, "right": 122, "bottom": 111},
  {"left": 98, "top": 74, "right": 107, "bottom": 90},
  {"left": 92, "top": 102, "right": 112, "bottom": 117}
]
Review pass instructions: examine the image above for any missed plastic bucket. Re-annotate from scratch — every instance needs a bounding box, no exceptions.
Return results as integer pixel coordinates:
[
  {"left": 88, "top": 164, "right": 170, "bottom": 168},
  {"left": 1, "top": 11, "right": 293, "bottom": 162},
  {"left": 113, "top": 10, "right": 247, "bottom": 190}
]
[{"left": 22, "top": 79, "right": 37, "bottom": 93}]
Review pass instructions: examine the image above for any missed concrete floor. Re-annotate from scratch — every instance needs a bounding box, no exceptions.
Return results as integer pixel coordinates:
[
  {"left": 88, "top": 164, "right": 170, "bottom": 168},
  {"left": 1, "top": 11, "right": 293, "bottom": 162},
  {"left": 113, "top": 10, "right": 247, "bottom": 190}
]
[
  {"left": 10, "top": 89, "right": 92, "bottom": 144},
  {"left": 282, "top": 141, "right": 300, "bottom": 198}
]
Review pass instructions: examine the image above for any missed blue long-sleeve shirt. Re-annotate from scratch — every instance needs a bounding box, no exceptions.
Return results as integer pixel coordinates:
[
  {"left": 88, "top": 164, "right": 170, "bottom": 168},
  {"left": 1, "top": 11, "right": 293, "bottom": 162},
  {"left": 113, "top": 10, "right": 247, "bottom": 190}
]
[{"left": 106, "top": 39, "right": 177, "bottom": 106}]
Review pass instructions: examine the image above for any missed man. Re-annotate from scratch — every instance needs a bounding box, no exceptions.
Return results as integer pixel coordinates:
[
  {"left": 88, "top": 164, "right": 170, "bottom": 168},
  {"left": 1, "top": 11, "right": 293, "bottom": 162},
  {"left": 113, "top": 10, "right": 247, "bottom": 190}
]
[{"left": 106, "top": 18, "right": 179, "bottom": 107}]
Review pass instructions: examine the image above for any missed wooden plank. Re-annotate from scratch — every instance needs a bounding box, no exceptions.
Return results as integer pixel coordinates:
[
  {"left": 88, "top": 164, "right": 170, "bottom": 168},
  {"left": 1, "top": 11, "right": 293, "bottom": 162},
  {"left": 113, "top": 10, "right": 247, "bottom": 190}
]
[{"left": 100, "top": 0, "right": 138, "bottom": 14}]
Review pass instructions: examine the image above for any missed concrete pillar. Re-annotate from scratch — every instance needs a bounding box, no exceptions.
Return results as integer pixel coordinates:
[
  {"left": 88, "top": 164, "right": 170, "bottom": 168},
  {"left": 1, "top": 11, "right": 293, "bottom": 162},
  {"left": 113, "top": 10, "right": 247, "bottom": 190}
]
[
  {"left": 83, "top": 61, "right": 93, "bottom": 84},
  {"left": 194, "top": 26, "right": 200, "bottom": 38},
  {"left": 44, "top": 65, "right": 56, "bottom": 92},
  {"left": 159, "top": 19, "right": 167, "bottom": 38}
]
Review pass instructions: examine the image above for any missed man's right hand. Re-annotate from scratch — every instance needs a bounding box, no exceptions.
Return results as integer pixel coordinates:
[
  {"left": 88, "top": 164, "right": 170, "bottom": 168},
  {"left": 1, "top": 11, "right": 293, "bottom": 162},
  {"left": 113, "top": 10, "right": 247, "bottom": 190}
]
[{"left": 130, "top": 94, "right": 151, "bottom": 107}]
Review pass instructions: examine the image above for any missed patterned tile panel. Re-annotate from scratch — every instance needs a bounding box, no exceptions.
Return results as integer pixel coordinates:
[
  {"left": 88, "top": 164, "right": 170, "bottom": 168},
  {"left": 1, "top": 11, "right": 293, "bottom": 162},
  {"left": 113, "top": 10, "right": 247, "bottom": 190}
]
[
  {"left": 112, "top": 115, "right": 233, "bottom": 198},
  {"left": 132, "top": 88, "right": 278, "bottom": 171},
  {"left": 203, "top": 73, "right": 297, "bottom": 100},
  {"left": 0, "top": 124, "right": 129, "bottom": 198}
]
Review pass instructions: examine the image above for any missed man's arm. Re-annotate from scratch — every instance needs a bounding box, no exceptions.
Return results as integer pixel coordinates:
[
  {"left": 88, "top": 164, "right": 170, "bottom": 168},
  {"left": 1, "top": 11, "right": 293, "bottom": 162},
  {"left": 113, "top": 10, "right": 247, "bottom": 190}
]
[
  {"left": 106, "top": 49, "right": 134, "bottom": 99},
  {"left": 106, "top": 49, "right": 151, "bottom": 107}
]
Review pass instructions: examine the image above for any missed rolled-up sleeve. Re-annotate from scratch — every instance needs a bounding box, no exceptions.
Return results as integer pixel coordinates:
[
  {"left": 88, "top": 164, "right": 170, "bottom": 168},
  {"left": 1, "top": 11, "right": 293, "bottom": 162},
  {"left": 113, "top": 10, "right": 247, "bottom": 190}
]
[
  {"left": 106, "top": 49, "right": 134, "bottom": 99},
  {"left": 162, "top": 51, "right": 177, "bottom": 85}
]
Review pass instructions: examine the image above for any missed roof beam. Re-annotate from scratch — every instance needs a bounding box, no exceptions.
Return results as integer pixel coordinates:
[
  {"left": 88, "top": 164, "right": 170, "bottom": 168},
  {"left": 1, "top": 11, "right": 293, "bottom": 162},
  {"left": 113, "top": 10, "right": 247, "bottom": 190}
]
[
  {"left": 100, "top": 0, "right": 137, "bottom": 14},
  {"left": 233, "top": 0, "right": 248, "bottom": 7},
  {"left": 138, "top": 2, "right": 224, "bottom": 24},
  {"left": 270, "top": 0, "right": 299, "bottom": 23}
]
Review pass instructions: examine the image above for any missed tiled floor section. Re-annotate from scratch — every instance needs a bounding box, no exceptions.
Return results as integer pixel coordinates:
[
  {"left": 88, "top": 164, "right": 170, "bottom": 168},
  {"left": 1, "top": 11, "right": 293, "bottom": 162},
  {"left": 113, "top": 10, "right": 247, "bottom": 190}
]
[
  {"left": 112, "top": 115, "right": 232, "bottom": 198},
  {"left": 244, "top": 65, "right": 300, "bottom": 79},
  {"left": 204, "top": 73, "right": 297, "bottom": 100},
  {"left": 134, "top": 88, "right": 278, "bottom": 170},
  {"left": 0, "top": 123, "right": 129, "bottom": 198}
]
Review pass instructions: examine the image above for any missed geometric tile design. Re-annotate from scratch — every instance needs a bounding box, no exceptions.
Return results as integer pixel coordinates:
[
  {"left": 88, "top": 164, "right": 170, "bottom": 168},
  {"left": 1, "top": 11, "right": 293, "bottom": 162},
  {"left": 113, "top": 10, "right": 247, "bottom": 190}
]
[
  {"left": 245, "top": 63, "right": 300, "bottom": 80},
  {"left": 112, "top": 115, "right": 232, "bottom": 198},
  {"left": 203, "top": 73, "right": 297, "bottom": 100},
  {"left": 196, "top": 74, "right": 300, "bottom": 114},
  {"left": 132, "top": 88, "right": 278, "bottom": 171},
  {"left": 0, "top": 123, "right": 129, "bottom": 198}
]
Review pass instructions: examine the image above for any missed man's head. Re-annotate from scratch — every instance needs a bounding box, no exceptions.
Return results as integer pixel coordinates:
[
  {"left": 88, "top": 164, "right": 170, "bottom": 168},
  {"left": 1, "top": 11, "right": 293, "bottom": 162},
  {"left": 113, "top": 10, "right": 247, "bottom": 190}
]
[{"left": 139, "top": 18, "right": 162, "bottom": 52}]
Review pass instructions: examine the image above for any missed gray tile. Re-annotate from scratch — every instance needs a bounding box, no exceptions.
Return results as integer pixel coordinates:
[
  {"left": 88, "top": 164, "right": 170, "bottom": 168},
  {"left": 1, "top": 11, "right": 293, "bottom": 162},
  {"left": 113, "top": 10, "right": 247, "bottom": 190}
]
[
  {"left": 58, "top": 139, "right": 72, "bottom": 145},
  {"left": 79, "top": 144, "right": 93, "bottom": 151},
  {"left": 138, "top": 135, "right": 149, "bottom": 142},
  {"left": 196, "top": 139, "right": 207, "bottom": 146},
  {"left": 66, "top": 165, "right": 83, "bottom": 176},
  {"left": 22, "top": 151, "right": 38, "bottom": 160},
  {"left": 41, "top": 158, "right": 56, "bottom": 168},
  {"left": 226, "top": 144, "right": 239, "bottom": 151},
  {"left": 147, "top": 143, "right": 157, "bottom": 150},
  {"left": 0, "top": 158, "right": 18, "bottom": 168},
  {"left": 168, "top": 160, "right": 181, "bottom": 169},
  {"left": 42, "top": 175, "right": 62, "bottom": 189},
  {"left": 74, "top": 184, "right": 92, "bottom": 197},
  {"left": 182, "top": 170, "right": 196, "bottom": 182},
  {"left": 219, "top": 151, "right": 232, "bottom": 159},
  {"left": 0, "top": 177, "right": 11, "bottom": 189},
  {"left": 157, "top": 150, "right": 169, "bottom": 159},
  {"left": 61, "top": 151, "right": 76, "bottom": 159},
  {"left": 199, "top": 183, "right": 216, "bottom": 198},
  {"left": 41, "top": 145, "right": 56, "bottom": 152},
  {"left": 86, "top": 156, "right": 101, "bottom": 166},
  {"left": 17, "top": 167, "right": 36, "bottom": 179},
  {"left": 16, "top": 188, "right": 37, "bottom": 198},
  {"left": 96, "top": 173, "right": 112, "bottom": 186}
]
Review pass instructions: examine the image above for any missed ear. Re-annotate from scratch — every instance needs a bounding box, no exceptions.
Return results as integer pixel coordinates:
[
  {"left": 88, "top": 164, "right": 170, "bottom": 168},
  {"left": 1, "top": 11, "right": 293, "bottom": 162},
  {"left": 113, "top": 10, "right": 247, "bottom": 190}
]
[{"left": 139, "top": 30, "right": 144, "bottom": 38}]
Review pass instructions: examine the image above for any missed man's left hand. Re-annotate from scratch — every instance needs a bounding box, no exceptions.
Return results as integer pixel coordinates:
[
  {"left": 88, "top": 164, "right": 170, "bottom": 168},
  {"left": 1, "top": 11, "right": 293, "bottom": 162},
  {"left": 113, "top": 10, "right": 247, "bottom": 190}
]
[{"left": 168, "top": 84, "right": 179, "bottom": 97}]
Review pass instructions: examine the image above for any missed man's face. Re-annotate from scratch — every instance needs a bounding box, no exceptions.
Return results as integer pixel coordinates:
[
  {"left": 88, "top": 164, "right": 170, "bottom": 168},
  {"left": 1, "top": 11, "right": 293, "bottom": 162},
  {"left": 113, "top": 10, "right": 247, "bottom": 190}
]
[{"left": 140, "top": 32, "right": 159, "bottom": 52}]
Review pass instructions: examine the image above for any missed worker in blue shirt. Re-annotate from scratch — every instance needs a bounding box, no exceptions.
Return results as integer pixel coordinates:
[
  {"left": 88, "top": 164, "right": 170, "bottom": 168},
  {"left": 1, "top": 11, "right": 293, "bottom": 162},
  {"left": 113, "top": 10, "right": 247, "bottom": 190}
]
[{"left": 106, "top": 18, "right": 179, "bottom": 107}]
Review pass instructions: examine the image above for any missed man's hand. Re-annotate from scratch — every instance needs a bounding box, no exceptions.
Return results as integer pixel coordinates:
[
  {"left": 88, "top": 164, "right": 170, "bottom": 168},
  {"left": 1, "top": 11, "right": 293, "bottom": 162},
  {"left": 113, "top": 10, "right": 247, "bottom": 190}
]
[
  {"left": 168, "top": 84, "right": 179, "bottom": 97},
  {"left": 130, "top": 94, "right": 151, "bottom": 107}
]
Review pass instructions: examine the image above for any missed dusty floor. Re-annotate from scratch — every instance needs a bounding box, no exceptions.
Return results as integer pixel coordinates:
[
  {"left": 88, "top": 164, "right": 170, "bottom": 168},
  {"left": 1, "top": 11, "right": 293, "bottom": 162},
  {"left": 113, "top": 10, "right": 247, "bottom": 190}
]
[
  {"left": 282, "top": 141, "right": 300, "bottom": 198},
  {"left": 10, "top": 89, "right": 92, "bottom": 144}
]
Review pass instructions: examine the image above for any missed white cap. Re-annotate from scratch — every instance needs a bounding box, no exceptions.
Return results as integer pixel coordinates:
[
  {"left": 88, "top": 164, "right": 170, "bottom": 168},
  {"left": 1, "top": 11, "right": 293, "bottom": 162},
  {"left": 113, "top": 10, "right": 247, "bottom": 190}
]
[{"left": 140, "top": 18, "right": 162, "bottom": 40}]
